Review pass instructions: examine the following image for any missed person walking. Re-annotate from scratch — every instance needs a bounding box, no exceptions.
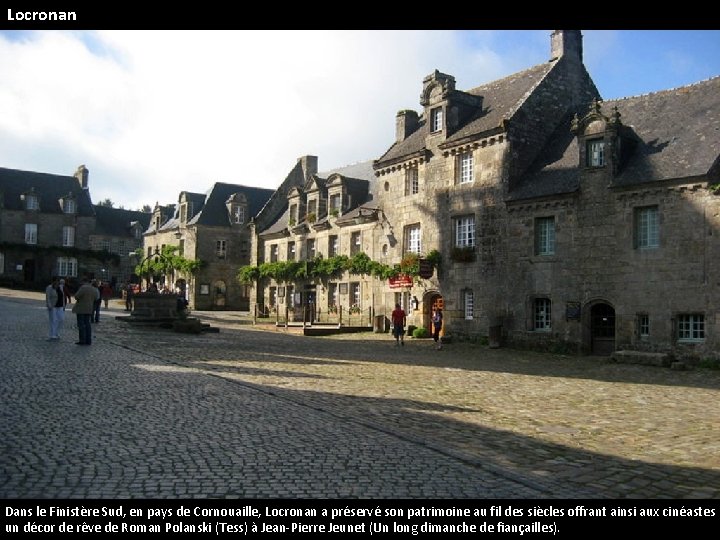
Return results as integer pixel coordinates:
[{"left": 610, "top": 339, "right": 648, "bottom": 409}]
[
  {"left": 391, "top": 303, "right": 406, "bottom": 346},
  {"left": 432, "top": 307, "right": 443, "bottom": 350},
  {"left": 124, "top": 282, "right": 135, "bottom": 312},
  {"left": 44, "top": 276, "right": 65, "bottom": 340},
  {"left": 91, "top": 280, "right": 102, "bottom": 323},
  {"left": 73, "top": 277, "right": 98, "bottom": 345}
]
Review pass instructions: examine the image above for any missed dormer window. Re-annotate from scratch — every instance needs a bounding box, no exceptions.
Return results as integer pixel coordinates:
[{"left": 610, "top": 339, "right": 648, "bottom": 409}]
[
  {"left": 62, "top": 198, "right": 76, "bottom": 214},
  {"left": 587, "top": 139, "right": 605, "bottom": 167},
  {"left": 226, "top": 193, "right": 247, "bottom": 225},
  {"left": 233, "top": 205, "right": 245, "bottom": 224},
  {"left": 25, "top": 193, "right": 39, "bottom": 211},
  {"left": 289, "top": 203, "right": 298, "bottom": 224},
  {"left": 431, "top": 107, "right": 443, "bottom": 132},
  {"left": 329, "top": 193, "right": 341, "bottom": 215},
  {"left": 180, "top": 201, "right": 193, "bottom": 224}
]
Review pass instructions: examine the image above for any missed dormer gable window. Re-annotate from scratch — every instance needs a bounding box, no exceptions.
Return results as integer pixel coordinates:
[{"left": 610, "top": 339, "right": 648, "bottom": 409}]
[
  {"left": 587, "top": 139, "right": 605, "bottom": 167},
  {"left": 23, "top": 190, "right": 39, "bottom": 211},
  {"left": 61, "top": 195, "right": 76, "bottom": 214},
  {"left": 431, "top": 107, "right": 443, "bottom": 132},
  {"left": 180, "top": 201, "right": 194, "bottom": 224},
  {"left": 226, "top": 193, "right": 248, "bottom": 225},
  {"left": 233, "top": 205, "right": 245, "bottom": 224},
  {"left": 571, "top": 99, "right": 625, "bottom": 174}
]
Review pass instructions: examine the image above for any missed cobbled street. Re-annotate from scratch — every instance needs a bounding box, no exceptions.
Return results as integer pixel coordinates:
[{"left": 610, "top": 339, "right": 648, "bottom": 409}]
[{"left": 1, "top": 288, "right": 718, "bottom": 499}]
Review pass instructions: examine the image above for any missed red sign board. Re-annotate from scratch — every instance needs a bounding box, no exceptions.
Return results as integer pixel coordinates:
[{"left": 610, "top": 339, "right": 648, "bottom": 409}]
[{"left": 389, "top": 275, "right": 413, "bottom": 288}]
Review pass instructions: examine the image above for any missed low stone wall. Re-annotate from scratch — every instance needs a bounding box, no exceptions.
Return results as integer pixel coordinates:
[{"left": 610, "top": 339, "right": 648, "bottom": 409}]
[{"left": 130, "top": 293, "right": 178, "bottom": 320}]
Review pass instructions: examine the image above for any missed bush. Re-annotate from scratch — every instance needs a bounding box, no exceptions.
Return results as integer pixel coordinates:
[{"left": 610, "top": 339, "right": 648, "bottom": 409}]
[
  {"left": 413, "top": 327, "right": 430, "bottom": 338},
  {"left": 698, "top": 357, "right": 720, "bottom": 370}
]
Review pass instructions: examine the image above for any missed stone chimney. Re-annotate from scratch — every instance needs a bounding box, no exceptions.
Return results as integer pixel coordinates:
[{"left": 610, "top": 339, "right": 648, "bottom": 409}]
[
  {"left": 396, "top": 110, "right": 419, "bottom": 142},
  {"left": 74, "top": 164, "right": 89, "bottom": 189},
  {"left": 550, "top": 30, "right": 583, "bottom": 63},
  {"left": 297, "top": 155, "right": 318, "bottom": 181}
]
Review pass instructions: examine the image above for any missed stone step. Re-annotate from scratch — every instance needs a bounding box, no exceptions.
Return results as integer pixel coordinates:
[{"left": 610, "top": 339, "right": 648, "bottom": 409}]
[{"left": 610, "top": 350, "right": 671, "bottom": 367}]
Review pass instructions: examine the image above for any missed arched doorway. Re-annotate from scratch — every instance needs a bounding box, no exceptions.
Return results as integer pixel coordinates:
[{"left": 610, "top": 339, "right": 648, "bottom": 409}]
[
  {"left": 423, "top": 292, "right": 444, "bottom": 335},
  {"left": 589, "top": 302, "right": 615, "bottom": 355}
]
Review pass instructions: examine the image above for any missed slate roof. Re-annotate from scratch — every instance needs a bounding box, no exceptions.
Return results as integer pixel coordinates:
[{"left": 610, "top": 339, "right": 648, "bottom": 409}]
[
  {"left": 375, "top": 62, "right": 555, "bottom": 168},
  {"left": 94, "top": 205, "right": 151, "bottom": 236},
  {"left": 188, "top": 182, "right": 274, "bottom": 227},
  {"left": 259, "top": 160, "right": 375, "bottom": 236},
  {"left": 608, "top": 76, "right": 720, "bottom": 187},
  {"left": 511, "top": 76, "right": 720, "bottom": 201},
  {"left": 0, "top": 167, "right": 94, "bottom": 215}
]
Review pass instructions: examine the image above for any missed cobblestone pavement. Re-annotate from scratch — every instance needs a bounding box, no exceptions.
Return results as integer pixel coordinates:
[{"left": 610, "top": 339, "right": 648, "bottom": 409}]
[{"left": 1, "top": 288, "right": 719, "bottom": 499}]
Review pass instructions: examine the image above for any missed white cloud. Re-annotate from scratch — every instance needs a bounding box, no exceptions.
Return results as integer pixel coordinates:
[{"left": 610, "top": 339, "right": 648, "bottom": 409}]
[
  {"left": 3, "top": 30, "right": 505, "bottom": 210},
  {"left": 4, "top": 30, "right": 712, "bottom": 210}
]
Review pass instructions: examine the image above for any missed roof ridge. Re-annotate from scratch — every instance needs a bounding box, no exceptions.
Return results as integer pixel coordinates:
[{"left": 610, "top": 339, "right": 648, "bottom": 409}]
[
  {"left": 602, "top": 74, "right": 720, "bottom": 103},
  {"left": 465, "top": 60, "right": 555, "bottom": 95}
]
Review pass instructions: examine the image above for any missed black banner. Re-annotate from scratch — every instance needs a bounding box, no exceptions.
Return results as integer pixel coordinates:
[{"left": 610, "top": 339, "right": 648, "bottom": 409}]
[{"left": 2, "top": 500, "right": 718, "bottom": 536}]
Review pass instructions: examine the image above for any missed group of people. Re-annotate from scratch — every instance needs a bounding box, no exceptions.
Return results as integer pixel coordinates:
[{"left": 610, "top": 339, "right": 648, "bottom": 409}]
[
  {"left": 45, "top": 276, "right": 115, "bottom": 345},
  {"left": 390, "top": 303, "right": 443, "bottom": 349}
]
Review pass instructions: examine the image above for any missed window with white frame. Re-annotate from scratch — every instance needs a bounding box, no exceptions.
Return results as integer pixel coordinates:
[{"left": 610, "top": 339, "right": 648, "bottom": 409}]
[
  {"left": 534, "top": 298, "right": 552, "bottom": 331},
  {"left": 457, "top": 150, "right": 474, "bottom": 184},
  {"left": 233, "top": 205, "right": 245, "bottom": 224},
  {"left": 216, "top": 239, "right": 227, "bottom": 258},
  {"left": 25, "top": 193, "right": 39, "bottom": 210},
  {"left": 57, "top": 257, "right": 77, "bottom": 278},
  {"left": 328, "top": 235, "right": 339, "bottom": 257},
  {"left": 587, "top": 139, "right": 605, "bottom": 167},
  {"left": 464, "top": 290, "right": 474, "bottom": 320},
  {"left": 677, "top": 314, "right": 704, "bottom": 341},
  {"left": 350, "top": 231, "right": 361, "bottom": 255},
  {"left": 405, "top": 224, "right": 421, "bottom": 254},
  {"left": 535, "top": 217, "right": 555, "bottom": 255},
  {"left": 62, "top": 226, "right": 75, "bottom": 247},
  {"left": 25, "top": 223, "right": 37, "bottom": 244},
  {"left": 430, "top": 107, "right": 443, "bottom": 132},
  {"left": 637, "top": 314, "right": 649, "bottom": 338},
  {"left": 306, "top": 239, "right": 316, "bottom": 259},
  {"left": 635, "top": 206, "right": 659, "bottom": 249},
  {"left": 287, "top": 241, "right": 296, "bottom": 261},
  {"left": 62, "top": 198, "right": 76, "bottom": 214},
  {"left": 405, "top": 168, "right": 419, "bottom": 195},
  {"left": 455, "top": 215, "right": 475, "bottom": 248},
  {"left": 269, "top": 244, "right": 278, "bottom": 262}
]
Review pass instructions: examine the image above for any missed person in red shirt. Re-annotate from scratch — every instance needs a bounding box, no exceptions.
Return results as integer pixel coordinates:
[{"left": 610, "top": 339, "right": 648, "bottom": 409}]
[{"left": 391, "top": 303, "right": 406, "bottom": 346}]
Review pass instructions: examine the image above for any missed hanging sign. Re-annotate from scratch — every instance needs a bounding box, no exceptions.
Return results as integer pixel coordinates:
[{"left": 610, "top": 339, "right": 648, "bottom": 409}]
[{"left": 389, "top": 275, "right": 413, "bottom": 288}]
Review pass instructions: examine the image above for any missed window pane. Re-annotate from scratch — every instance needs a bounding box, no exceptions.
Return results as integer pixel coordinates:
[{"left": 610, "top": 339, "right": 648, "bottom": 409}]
[
  {"left": 458, "top": 152, "right": 473, "bottom": 184},
  {"left": 534, "top": 298, "right": 551, "bottom": 330},
  {"left": 535, "top": 217, "right": 555, "bottom": 255},
  {"left": 455, "top": 216, "right": 475, "bottom": 247},
  {"left": 464, "top": 290, "right": 474, "bottom": 320}
]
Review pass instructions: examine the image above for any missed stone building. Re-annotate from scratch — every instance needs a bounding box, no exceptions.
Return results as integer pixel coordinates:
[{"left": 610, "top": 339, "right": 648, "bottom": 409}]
[
  {"left": 370, "top": 30, "right": 719, "bottom": 359},
  {"left": 0, "top": 165, "right": 98, "bottom": 287},
  {"left": 0, "top": 164, "right": 155, "bottom": 291},
  {"left": 250, "top": 30, "right": 719, "bottom": 360},
  {"left": 143, "top": 182, "right": 274, "bottom": 310},
  {"left": 91, "top": 205, "right": 150, "bottom": 290},
  {"left": 251, "top": 155, "right": 384, "bottom": 322}
]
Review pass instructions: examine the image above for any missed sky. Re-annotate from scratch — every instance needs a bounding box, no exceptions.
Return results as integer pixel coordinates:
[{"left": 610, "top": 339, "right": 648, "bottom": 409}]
[{"left": 0, "top": 30, "right": 719, "bottom": 211}]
